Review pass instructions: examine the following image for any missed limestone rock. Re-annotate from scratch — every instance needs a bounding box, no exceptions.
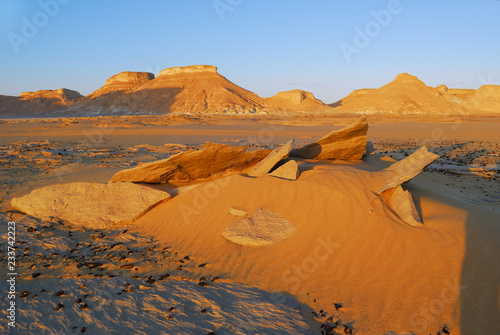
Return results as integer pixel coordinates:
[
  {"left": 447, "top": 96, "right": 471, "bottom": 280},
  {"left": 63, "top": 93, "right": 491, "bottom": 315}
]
[
  {"left": 228, "top": 207, "right": 248, "bottom": 217},
  {"left": 290, "top": 116, "right": 368, "bottom": 160},
  {"left": 247, "top": 140, "right": 294, "bottom": 177},
  {"left": 222, "top": 208, "right": 295, "bottom": 246},
  {"left": 377, "top": 146, "right": 439, "bottom": 194},
  {"left": 110, "top": 142, "right": 270, "bottom": 184},
  {"left": 383, "top": 185, "right": 423, "bottom": 227},
  {"left": 11, "top": 182, "right": 170, "bottom": 229},
  {"left": 268, "top": 160, "right": 299, "bottom": 180}
]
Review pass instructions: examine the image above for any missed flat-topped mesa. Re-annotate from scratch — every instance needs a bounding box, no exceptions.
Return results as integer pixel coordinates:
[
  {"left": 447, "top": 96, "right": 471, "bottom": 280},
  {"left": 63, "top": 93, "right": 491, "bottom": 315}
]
[
  {"left": 104, "top": 71, "right": 155, "bottom": 87},
  {"left": 158, "top": 65, "right": 218, "bottom": 76},
  {"left": 19, "top": 88, "right": 83, "bottom": 104}
]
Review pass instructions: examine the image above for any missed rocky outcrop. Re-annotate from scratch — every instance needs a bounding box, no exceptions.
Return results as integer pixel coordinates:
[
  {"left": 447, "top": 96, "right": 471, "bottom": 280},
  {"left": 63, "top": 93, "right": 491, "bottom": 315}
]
[
  {"left": 268, "top": 160, "right": 299, "bottom": 180},
  {"left": 290, "top": 116, "right": 368, "bottom": 160},
  {"left": 222, "top": 208, "right": 295, "bottom": 246},
  {"left": 103, "top": 71, "right": 155, "bottom": 88},
  {"left": 158, "top": 65, "right": 218, "bottom": 76},
  {"left": 376, "top": 146, "right": 439, "bottom": 194},
  {"left": 110, "top": 142, "right": 270, "bottom": 184},
  {"left": 247, "top": 140, "right": 295, "bottom": 177},
  {"left": 264, "top": 90, "right": 333, "bottom": 112},
  {"left": 11, "top": 182, "right": 170, "bottom": 229}
]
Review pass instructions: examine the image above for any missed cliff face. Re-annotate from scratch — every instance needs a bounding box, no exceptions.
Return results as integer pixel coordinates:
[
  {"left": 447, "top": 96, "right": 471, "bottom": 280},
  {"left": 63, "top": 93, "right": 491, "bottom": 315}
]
[{"left": 464, "top": 85, "right": 500, "bottom": 113}]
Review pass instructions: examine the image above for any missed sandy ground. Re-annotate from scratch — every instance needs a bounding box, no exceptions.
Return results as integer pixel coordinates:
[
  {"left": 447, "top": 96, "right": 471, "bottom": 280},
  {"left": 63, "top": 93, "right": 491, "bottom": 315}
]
[{"left": 0, "top": 115, "right": 499, "bottom": 334}]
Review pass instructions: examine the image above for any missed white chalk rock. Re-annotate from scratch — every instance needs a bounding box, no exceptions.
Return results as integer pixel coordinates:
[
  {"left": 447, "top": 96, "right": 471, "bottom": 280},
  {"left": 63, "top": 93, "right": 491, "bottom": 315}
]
[
  {"left": 11, "top": 182, "right": 170, "bottom": 229},
  {"left": 247, "top": 140, "right": 294, "bottom": 177},
  {"left": 385, "top": 185, "right": 423, "bottom": 227},
  {"left": 268, "top": 160, "right": 299, "bottom": 180},
  {"left": 222, "top": 208, "right": 295, "bottom": 246}
]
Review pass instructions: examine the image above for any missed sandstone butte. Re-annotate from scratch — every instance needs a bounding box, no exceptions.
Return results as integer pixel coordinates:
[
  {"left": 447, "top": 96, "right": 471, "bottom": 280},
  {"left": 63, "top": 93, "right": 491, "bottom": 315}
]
[
  {"left": 110, "top": 142, "right": 271, "bottom": 184},
  {"left": 10, "top": 182, "right": 170, "bottom": 229},
  {"left": 329, "top": 73, "right": 500, "bottom": 114},
  {"left": 290, "top": 115, "right": 368, "bottom": 160},
  {"left": 69, "top": 65, "right": 268, "bottom": 115}
]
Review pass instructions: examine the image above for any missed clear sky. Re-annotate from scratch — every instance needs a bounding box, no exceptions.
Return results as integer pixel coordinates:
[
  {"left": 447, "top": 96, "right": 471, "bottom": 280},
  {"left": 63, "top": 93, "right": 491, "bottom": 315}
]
[{"left": 1, "top": 0, "right": 499, "bottom": 103}]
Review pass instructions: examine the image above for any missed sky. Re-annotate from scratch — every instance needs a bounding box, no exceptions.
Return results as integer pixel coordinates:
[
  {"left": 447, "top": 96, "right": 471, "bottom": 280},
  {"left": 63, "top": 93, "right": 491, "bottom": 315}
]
[{"left": 1, "top": 0, "right": 499, "bottom": 103}]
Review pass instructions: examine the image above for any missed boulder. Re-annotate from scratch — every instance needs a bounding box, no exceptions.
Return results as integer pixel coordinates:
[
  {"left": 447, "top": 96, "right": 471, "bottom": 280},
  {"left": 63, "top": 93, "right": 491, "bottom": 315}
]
[
  {"left": 110, "top": 142, "right": 270, "bottom": 184},
  {"left": 222, "top": 208, "right": 295, "bottom": 246},
  {"left": 290, "top": 116, "right": 368, "bottom": 160},
  {"left": 376, "top": 146, "right": 439, "bottom": 194},
  {"left": 268, "top": 160, "right": 299, "bottom": 180},
  {"left": 247, "top": 140, "right": 294, "bottom": 177},
  {"left": 11, "top": 182, "right": 170, "bottom": 229}
]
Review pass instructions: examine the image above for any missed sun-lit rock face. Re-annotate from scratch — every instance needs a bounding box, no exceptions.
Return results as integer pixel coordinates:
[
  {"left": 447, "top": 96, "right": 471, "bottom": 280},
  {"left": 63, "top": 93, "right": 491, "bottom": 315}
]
[
  {"left": 19, "top": 88, "right": 83, "bottom": 104},
  {"left": 104, "top": 71, "right": 155, "bottom": 87},
  {"left": 158, "top": 65, "right": 218, "bottom": 76}
]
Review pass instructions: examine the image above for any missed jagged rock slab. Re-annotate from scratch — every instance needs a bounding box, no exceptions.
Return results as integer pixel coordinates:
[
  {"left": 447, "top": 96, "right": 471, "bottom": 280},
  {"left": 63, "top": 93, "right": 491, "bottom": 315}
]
[
  {"left": 268, "top": 160, "right": 299, "bottom": 180},
  {"left": 384, "top": 185, "right": 423, "bottom": 227},
  {"left": 110, "top": 142, "right": 270, "bottom": 184},
  {"left": 11, "top": 182, "right": 170, "bottom": 229},
  {"left": 222, "top": 208, "right": 295, "bottom": 246},
  {"left": 247, "top": 140, "right": 294, "bottom": 177},
  {"left": 290, "top": 116, "right": 368, "bottom": 160},
  {"left": 377, "top": 146, "right": 439, "bottom": 194}
]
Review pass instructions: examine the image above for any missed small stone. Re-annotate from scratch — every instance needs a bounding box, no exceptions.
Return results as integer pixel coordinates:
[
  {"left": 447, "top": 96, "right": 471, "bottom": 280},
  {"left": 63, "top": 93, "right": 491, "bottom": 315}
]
[{"left": 55, "top": 303, "right": 64, "bottom": 311}]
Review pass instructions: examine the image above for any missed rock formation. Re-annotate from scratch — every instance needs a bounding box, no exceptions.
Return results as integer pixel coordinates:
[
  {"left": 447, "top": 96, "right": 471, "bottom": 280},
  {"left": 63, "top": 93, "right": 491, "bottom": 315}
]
[
  {"left": 290, "top": 116, "right": 368, "bottom": 160},
  {"left": 464, "top": 85, "right": 500, "bottom": 113},
  {"left": 382, "top": 185, "right": 423, "bottom": 227},
  {"left": 10, "top": 182, "right": 170, "bottom": 229},
  {"left": 0, "top": 88, "right": 83, "bottom": 116},
  {"left": 222, "top": 208, "right": 295, "bottom": 246},
  {"left": 69, "top": 65, "right": 268, "bottom": 115},
  {"left": 247, "top": 140, "right": 295, "bottom": 177},
  {"left": 110, "top": 142, "right": 270, "bottom": 184},
  {"left": 264, "top": 89, "right": 334, "bottom": 112},
  {"left": 329, "top": 73, "right": 472, "bottom": 115},
  {"left": 268, "top": 160, "right": 299, "bottom": 180},
  {"left": 376, "top": 146, "right": 439, "bottom": 194}
]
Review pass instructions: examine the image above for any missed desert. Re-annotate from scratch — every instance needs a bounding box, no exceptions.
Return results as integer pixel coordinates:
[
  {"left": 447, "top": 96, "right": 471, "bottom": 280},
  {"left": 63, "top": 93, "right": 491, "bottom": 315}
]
[{"left": 1, "top": 2, "right": 500, "bottom": 335}]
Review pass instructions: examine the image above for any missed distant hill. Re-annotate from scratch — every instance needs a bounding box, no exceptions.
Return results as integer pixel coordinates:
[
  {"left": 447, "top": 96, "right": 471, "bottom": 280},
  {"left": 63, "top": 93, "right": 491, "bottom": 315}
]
[
  {"left": 0, "top": 88, "right": 82, "bottom": 116},
  {"left": 1, "top": 67, "right": 499, "bottom": 116},
  {"left": 329, "top": 73, "right": 480, "bottom": 115},
  {"left": 264, "top": 89, "right": 333, "bottom": 112},
  {"left": 69, "top": 65, "right": 268, "bottom": 115}
]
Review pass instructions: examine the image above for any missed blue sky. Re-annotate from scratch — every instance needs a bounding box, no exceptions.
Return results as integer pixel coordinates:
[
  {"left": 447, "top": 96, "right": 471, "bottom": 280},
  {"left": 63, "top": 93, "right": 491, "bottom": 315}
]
[{"left": 1, "top": 0, "right": 499, "bottom": 103}]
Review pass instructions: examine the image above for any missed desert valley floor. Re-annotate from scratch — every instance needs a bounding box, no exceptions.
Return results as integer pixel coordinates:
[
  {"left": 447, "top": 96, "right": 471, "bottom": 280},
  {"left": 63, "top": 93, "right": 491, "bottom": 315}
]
[{"left": 0, "top": 115, "right": 499, "bottom": 335}]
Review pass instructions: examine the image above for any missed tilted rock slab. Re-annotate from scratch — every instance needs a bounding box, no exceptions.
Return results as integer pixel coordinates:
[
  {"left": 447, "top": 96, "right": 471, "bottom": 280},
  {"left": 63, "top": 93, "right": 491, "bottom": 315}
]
[
  {"left": 289, "top": 116, "right": 368, "bottom": 160},
  {"left": 222, "top": 208, "right": 295, "bottom": 246},
  {"left": 11, "top": 182, "right": 170, "bottom": 229},
  {"left": 110, "top": 142, "right": 270, "bottom": 184},
  {"left": 247, "top": 140, "right": 294, "bottom": 177},
  {"left": 268, "top": 160, "right": 299, "bottom": 180},
  {"left": 377, "top": 146, "right": 439, "bottom": 194}
]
